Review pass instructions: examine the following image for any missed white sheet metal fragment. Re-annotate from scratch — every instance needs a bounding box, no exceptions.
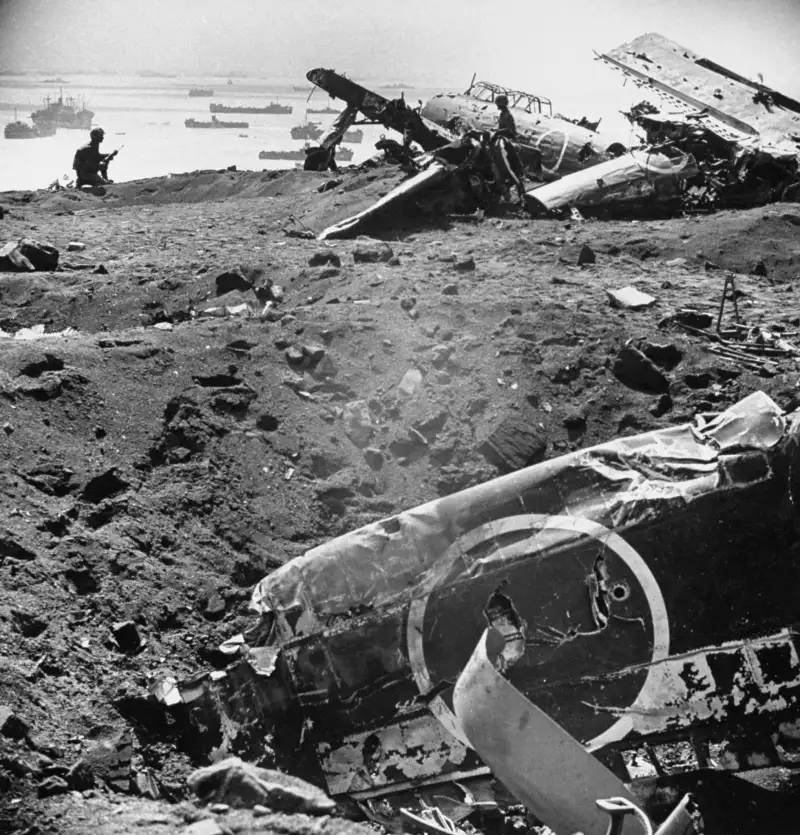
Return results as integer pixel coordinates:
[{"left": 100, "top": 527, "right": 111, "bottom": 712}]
[
  {"left": 526, "top": 150, "right": 698, "bottom": 212},
  {"left": 452, "top": 629, "right": 645, "bottom": 835}
]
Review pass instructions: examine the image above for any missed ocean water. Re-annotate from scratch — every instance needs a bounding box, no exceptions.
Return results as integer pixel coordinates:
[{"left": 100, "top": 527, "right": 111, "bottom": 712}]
[{"left": 0, "top": 74, "right": 438, "bottom": 192}]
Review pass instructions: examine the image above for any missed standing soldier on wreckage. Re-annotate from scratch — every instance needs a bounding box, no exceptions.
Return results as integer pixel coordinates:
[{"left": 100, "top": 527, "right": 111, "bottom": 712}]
[{"left": 493, "top": 94, "right": 529, "bottom": 201}]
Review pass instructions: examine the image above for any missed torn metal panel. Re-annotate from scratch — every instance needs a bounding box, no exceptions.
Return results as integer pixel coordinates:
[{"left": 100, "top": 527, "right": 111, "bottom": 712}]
[
  {"left": 453, "top": 629, "right": 642, "bottom": 835},
  {"left": 229, "top": 392, "right": 800, "bottom": 797},
  {"left": 526, "top": 150, "right": 698, "bottom": 213},
  {"left": 318, "top": 158, "right": 453, "bottom": 240},
  {"left": 598, "top": 32, "right": 800, "bottom": 152}
]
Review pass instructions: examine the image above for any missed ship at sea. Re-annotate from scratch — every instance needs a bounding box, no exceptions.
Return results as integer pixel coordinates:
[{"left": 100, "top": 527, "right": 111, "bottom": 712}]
[
  {"left": 343, "top": 128, "right": 364, "bottom": 144},
  {"left": 259, "top": 145, "right": 353, "bottom": 161},
  {"left": 185, "top": 115, "right": 249, "bottom": 129},
  {"left": 188, "top": 88, "right": 214, "bottom": 97},
  {"left": 210, "top": 102, "right": 292, "bottom": 115},
  {"left": 4, "top": 116, "right": 57, "bottom": 140},
  {"left": 31, "top": 91, "right": 93, "bottom": 130},
  {"left": 290, "top": 121, "right": 323, "bottom": 141},
  {"left": 307, "top": 105, "right": 341, "bottom": 115}
]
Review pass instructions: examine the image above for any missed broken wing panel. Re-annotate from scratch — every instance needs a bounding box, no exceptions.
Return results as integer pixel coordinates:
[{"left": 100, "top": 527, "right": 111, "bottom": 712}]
[
  {"left": 599, "top": 32, "right": 800, "bottom": 150},
  {"left": 527, "top": 150, "right": 699, "bottom": 211}
]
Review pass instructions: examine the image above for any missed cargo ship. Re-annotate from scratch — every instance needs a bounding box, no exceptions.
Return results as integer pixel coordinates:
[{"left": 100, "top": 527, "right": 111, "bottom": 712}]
[
  {"left": 290, "top": 121, "right": 323, "bottom": 140},
  {"left": 31, "top": 90, "right": 93, "bottom": 130},
  {"left": 307, "top": 105, "right": 341, "bottom": 115},
  {"left": 210, "top": 102, "right": 292, "bottom": 114},
  {"left": 188, "top": 88, "right": 214, "bottom": 97},
  {"left": 258, "top": 145, "right": 353, "bottom": 161},
  {"left": 185, "top": 115, "right": 249, "bottom": 129},
  {"left": 4, "top": 118, "right": 57, "bottom": 139}
]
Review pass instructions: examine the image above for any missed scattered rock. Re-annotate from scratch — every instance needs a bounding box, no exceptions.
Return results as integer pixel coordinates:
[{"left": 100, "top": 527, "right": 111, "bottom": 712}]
[
  {"left": 285, "top": 346, "right": 305, "bottom": 366},
  {"left": 650, "top": 393, "right": 673, "bottom": 417},
  {"left": 364, "top": 448, "right": 384, "bottom": 470},
  {"left": 751, "top": 259, "right": 768, "bottom": 277},
  {"left": 413, "top": 409, "right": 449, "bottom": 441},
  {"left": 0, "top": 533, "right": 37, "bottom": 561},
  {"left": 93, "top": 263, "right": 108, "bottom": 275},
  {"left": 81, "top": 468, "right": 129, "bottom": 503},
  {"left": 430, "top": 344, "right": 454, "bottom": 369},
  {"left": 684, "top": 370, "right": 713, "bottom": 389},
  {"left": 453, "top": 255, "right": 475, "bottom": 272},
  {"left": 612, "top": 344, "right": 670, "bottom": 393},
  {"left": 11, "top": 609, "right": 47, "bottom": 637},
  {"left": 353, "top": 241, "right": 393, "bottom": 263},
  {"left": 343, "top": 400, "right": 374, "bottom": 448},
  {"left": 215, "top": 268, "right": 253, "bottom": 295},
  {"left": 442, "top": 283, "right": 459, "bottom": 295},
  {"left": 389, "top": 430, "right": 428, "bottom": 464},
  {"left": 398, "top": 368, "right": 423, "bottom": 398},
  {"left": 38, "top": 775, "right": 70, "bottom": 797},
  {"left": 664, "top": 257, "right": 688, "bottom": 267},
  {"left": 66, "top": 241, "right": 86, "bottom": 252},
  {"left": 480, "top": 416, "right": 547, "bottom": 473},
  {"left": 308, "top": 249, "right": 341, "bottom": 267},
  {"left": 0, "top": 240, "right": 34, "bottom": 271},
  {"left": 0, "top": 706, "right": 29, "bottom": 740},
  {"left": 81, "top": 728, "right": 134, "bottom": 792},
  {"left": 111, "top": 620, "right": 143, "bottom": 654},
  {"left": 188, "top": 756, "right": 336, "bottom": 814},
  {"left": 14, "top": 238, "right": 60, "bottom": 271},
  {"left": 577, "top": 244, "right": 596, "bottom": 265}
]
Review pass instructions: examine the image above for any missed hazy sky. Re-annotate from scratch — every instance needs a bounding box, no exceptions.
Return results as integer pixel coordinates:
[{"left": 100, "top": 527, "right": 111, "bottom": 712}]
[{"left": 1, "top": 0, "right": 799, "bottom": 116}]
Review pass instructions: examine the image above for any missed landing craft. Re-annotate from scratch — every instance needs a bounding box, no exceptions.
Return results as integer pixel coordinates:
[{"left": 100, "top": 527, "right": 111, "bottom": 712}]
[{"left": 165, "top": 393, "right": 800, "bottom": 824}]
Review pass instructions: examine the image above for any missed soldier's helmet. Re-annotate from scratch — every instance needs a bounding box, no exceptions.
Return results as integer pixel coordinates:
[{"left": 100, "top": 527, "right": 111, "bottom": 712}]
[
  {"left": 495, "top": 95, "right": 509, "bottom": 107},
  {"left": 90, "top": 127, "right": 105, "bottom": 141}
]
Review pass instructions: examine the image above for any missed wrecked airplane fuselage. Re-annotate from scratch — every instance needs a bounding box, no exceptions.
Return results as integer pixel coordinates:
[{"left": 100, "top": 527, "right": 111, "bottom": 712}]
[
  {"left": 173, "top": 393, "right": 800, "bottom": 805},
  {"left": 421, "top": 80, "right": 625, "bottom": 181}
]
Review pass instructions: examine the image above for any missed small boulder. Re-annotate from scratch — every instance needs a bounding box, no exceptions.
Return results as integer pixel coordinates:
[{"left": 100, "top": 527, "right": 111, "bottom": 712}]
[
  {"left": 751, "top": 259, "right": 768, "bottom": 277},
  {"left": 353, "top": 241, "right": 393, "bottom": 263},
  {"left": 66, "top": 241, "right": 86, "bottom": 252},
  {"left": 343, "top": 400, "right": 374, "bottom": 448},
  {"left": 215, "top": 268, "right": 253, "bottom": 296},
  {"left": 398, "top": 368, "right": 423, "bottom": 398},
  {"left": 188, "top": 756, "right": 336, "bottom": 815},
  {"left": 38, "top": 775, "right": 70, "bottom": 798},
  {"left": 308, "top": 249, "right": 341, "bottom": 267},
  {"left": 453, "top": 255, "right": 475, "bottom": 272},
  {"left": 442, "top": 283, "right": 459, "bottom": 295},
  {"left": 364, "top": 448, "right": 384, "bottom": 470},
  {"left": 480, "top": 416, "right": 547, "bottom": 473},
  {"left": 0, "top": 706, "right": 29, "bottom": 740},
  {"left": 577, "top": 244, "right": 596, "bottom": 266},
  {"left": 111, "top": 620, "right": 143, "bottom": 654}
]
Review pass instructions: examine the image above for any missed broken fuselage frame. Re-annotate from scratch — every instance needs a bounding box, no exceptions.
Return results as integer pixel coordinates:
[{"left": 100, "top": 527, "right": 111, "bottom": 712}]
[{"left": 175, "top": 393, "right": 800, "bottom": 809}]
